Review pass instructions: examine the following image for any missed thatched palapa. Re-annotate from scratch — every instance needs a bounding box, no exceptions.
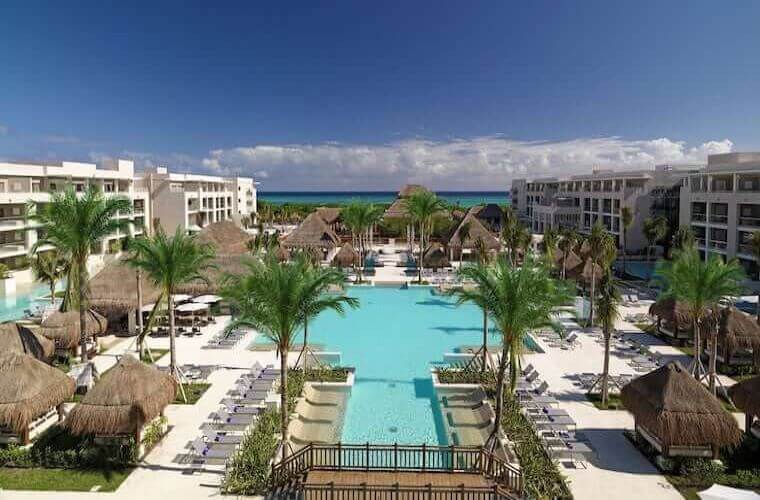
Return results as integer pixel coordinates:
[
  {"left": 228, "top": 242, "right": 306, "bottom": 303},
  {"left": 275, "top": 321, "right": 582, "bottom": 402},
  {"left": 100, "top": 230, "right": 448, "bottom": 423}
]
[
  {"left": 196, "top": 220, "right": 251, "bottom": 256},
  {"left": 0, "top": 323, "right": 55, "bottom": 362},
  {"left": 383, "top": 185, "right": 432, "bottom": 220},
  {"left": 282, "top": 213, "right": 340, "bottom": 249},
  {"left": 715, "top": 307, "right": 760, "bottom": 357},
  {"left": 89, "top": 260, "right": 162, "bottom": 314},
  {"left": 447, "top": 209, "right": 501, "bottom": 251},
  {"left": 65, "top": 355, "right": 176, "bottom": 440},
  {"left": 315, "top": 207, "right": 342, "bottom": 226},
  {"left": 555, "top": 250, "right": 582, "bottom": 275},
  {"left": 567, "top": 258, "right": 604, "bottom": 286},
  {"left": 621, "top": 361, "right": 741, "bottom": 457},
  {"left": 332, "top": 243, "right": 360, "bottom": 268},
  {"left": 175, "top": 255, "right": 250, "bottom": 295},
  {"left": 0, "top": 352, "right": 75, "bottom": 440},
  {"left": 728, "top": 375, "right": 760, "bottom": 419},
  {"left": 397, "top": 184, "right": 429, "bottom": 198},
  {"left": 39, "top": 309, "right": 107, "bottom": 350},
  {"left": 423, "top": 242, "right": 450, "bottom": 268},
  {"left": 274, "top": 245, "right": 291, "bottom": 263}
]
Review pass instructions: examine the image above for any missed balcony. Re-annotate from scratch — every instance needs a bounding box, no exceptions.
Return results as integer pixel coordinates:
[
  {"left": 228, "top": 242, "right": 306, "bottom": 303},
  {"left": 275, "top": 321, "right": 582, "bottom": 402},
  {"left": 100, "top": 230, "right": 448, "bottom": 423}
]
[
  {"left": 696, "top": 238, "right": 707, "bottom": 247},
  {"left": 738, "top": 243, "right": 754, "bottom": 256},
  {"left": 692, "top": 213, "right": 707, "bottom": 223},
  {"left": 0, "top": 219, "right": 26, "bottom": 231},
  {"left": 709, "top": 240, "right": 728, "bottom": 251},
  {"left": 709, "top": 215, "right": 728, "bottom": 225},
  {"left": 738, "top": 216, "right": 760, "bottom": 228}
]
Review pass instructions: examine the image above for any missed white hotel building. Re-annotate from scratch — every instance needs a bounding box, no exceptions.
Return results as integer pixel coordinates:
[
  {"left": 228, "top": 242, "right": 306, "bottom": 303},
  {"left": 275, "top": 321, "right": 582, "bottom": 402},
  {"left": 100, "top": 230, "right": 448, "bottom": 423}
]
[{"left": 0, "top": 159, "right": 255, "bottom": 284}]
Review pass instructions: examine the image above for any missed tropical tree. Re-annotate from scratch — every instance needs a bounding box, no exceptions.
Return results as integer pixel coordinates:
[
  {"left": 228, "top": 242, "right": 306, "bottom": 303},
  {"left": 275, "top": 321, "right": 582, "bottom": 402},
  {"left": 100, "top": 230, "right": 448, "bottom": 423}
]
[
  {"left": 292, "top": 256, "right": 359, "bottom": 368},
  {"left": 456, "top": 220, "right": 472, "bottom": 268},
  {"left": 342, "top": 202, "right": 383, "bottom": 282},
  {"left": 655, "top": 248, "right": 744, "bottom": 393},
  {"left": 542, "top": 226, "right": 559, "bottom": 264},
  {"left": 586, "top": 221, "right": 617, "bottom": 327},
  {"left": 30, "top": 251, "right": 67, "bottom": 305},
  {"left": 221, "top": 256, "right": 358, "bottom": 460},
  {"left": 671, "top": 225, "right": 696, "bottom": 256},
  {"left": 502, "top": 221, "right": 531, "bottom": 266},
  {"left": 404, "top": 191, "right": 445, "bottom": 283},
  {"left": 620, "top": 206, "right": 633, "bottom": 277},
  {"left": 557, "top": 229, "right": 579, "bottom": 280},
  {"left": 749, "top": 231, "right": 760, "bottom": 321},
  {"left": 127, "top": 227, "right": 215, "bottom": 377},
  {"left": 453, "top": 256, "right": 568, "bottom": 451},
  {"left": 28, "top": 186, "right": 132, "bottom": 361},
  {"left": 593, "top": 270, "right": 621, "bottom": 408},
  {"left": 642, "top": 215, "right": 668, "bottom": 261}
]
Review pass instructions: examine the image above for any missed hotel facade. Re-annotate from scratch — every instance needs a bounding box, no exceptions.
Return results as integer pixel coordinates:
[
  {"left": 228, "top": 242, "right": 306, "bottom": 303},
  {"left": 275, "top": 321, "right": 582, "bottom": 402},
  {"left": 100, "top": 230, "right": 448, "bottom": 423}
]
[{"left": 0, "top": 159, "right": 255, "bottom": 283}]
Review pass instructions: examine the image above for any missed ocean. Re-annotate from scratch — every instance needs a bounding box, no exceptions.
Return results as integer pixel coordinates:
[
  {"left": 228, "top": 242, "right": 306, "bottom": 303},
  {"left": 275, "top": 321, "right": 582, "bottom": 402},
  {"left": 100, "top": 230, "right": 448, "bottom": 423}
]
[{"left": 258, "top": 191, "right": 509, "bottom": 207}]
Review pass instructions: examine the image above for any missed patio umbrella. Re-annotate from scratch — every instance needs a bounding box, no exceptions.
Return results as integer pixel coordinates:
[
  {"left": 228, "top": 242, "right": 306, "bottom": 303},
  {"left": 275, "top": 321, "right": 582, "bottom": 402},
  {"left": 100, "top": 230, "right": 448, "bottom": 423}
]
[
  {"left": 191, "top": 294, "right": 222, "bottom": 304},
  {"left": 175, "top": 302, "right": 208, "bottom": 313},
  {"left": 171, "top": 294, "right": 192, "bottom": 303}
]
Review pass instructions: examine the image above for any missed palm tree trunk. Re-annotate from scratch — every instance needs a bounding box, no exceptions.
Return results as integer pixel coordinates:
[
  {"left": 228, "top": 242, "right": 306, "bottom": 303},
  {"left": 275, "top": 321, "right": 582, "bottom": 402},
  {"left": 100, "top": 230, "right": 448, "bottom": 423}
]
[
  {"left": 168, "top": 292, "right": 177, "bottom": 376},
  {"left": 481, "top": 310, "right": 488, "bottom": 373},
  {"left": 601, "top": 330, "right": 611, "bottom": 408},
  {"left": 298, "top": 319, "right": 309, "bottom": 368},
  {"left": 561, "top": 258, "right": 566, "bottom": 280},
  {"left": 78, "top": 261, "right": 88, "bottom": 362},
  {"left": 418, "top": 224, "right": 424, "bottom": 284},
  {"left": 487, "top": 342, "right": 510, "bottom": 451},
  {"left": 588, "top": 268, "right": 596, "bottom": 327},
  {"left": 708, "top": 330, "right": 718, "bottom": 395},
  {"left": 50, "top": 282, "right": 56, "bottom": 305},
  {"left": 692, "top": 318, "right": 702, "bottom": 378},
  {"left": 280, "top": 349, "right": 290, "bottom": 461},
  {"left": 621, "top": 233, "right": 627, "bottom": 277},
  {"left": 136, "top": 270, "right": 144, "bottom": 358}
]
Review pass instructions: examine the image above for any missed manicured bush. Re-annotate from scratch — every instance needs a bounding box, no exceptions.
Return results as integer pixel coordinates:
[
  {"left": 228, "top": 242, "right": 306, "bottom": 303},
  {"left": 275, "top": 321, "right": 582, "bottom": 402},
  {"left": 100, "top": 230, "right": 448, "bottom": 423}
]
[{"left": 222, "top": 409, "right": 280, "bottom": 495}]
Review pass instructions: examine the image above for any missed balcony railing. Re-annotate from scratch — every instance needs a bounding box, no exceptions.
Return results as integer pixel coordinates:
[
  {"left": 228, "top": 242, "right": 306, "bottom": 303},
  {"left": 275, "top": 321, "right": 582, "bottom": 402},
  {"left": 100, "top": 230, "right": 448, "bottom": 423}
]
[
  {"left": 709, "top": 240, "right": 728, "bottom": 250},
  {"left": 739, "top": 216, "right": 760, "bottom": 228},
  {"left": 696, "top": 238, "right": 707, "bottom": 247},
  {"left": 709, "top": 215, "right": 728, "bottom": 224},
  {"left": 738, "top": 243, "right": 754, "bottom": 255},
  {"left": 692, "top": 213, "right": 706, "bottom": 222}
]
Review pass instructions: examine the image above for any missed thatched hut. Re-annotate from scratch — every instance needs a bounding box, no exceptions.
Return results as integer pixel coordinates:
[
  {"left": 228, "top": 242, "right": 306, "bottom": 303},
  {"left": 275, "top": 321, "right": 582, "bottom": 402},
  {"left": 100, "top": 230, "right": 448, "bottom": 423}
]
[
  {"left": 713, "top": 307, "right": 760, "bottom": 369},
  {"left": 175, "top": 255, "right": 250, "bottom": 296},
  {"left": 332, "top": 243, "right": 360, "bottom": 268},
  {"left": 196, "top": 220, "right": 251, "bottom": 256},
  {"left": 423, "top": 242, "right": 450, "bottom": 269},
  {"left": 649, "top": 297, "right": 693, "bottom": 344},
  {"left": 0, "top": 352, "right": 75, "bottom": 443},
  {"left": 65, "top": 355, "right": 176, "bottom": 443},
  {"left": 282, "top": 213, "right": 340, "bottom": 257},
  {"left": 273, "top": 245, "right": 291, "bottom": 263},
  {"left": 566, "top": 258, "right": 604, "bottom": 287},
  {"left": 447, "top": 209, "right": 501, "bottom": 261},
  {"left": 383, "top": 185, "right": 432, "bottom": 220},
  {"left": 621, "top": 361, "right": 741, "bottom": 458},
  {"left": 555, "top": 249, "right": 582, "bottom": 276},
  {"left": 728, "top": 375, "right": 760, "bottom": 436},
  {"left": 315, "top": 207, "right": 342, "bottom": 230},
  {"left": 39, "top": 309, "right": 107, "bottom": 356},
  {"left": 0, "top": 323, "right": 55, "bottom": 362}
]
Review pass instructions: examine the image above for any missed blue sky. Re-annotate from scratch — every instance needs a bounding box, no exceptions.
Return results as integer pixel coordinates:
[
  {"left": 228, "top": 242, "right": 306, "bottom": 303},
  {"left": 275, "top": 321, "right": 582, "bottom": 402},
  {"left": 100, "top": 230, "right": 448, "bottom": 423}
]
[{"left": 1, "top": 1, "right": 758, "bottom": 190}]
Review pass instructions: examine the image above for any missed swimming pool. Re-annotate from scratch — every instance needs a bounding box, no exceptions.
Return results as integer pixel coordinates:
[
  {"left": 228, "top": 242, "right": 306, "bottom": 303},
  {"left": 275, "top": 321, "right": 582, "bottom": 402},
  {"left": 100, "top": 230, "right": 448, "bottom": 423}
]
[
  {"left": 616, "top": 260, "right": 656, "bottom": 280},
  {"left": 254, "top": 285, "right": 537, "bottom": 445},
  {"left": 0, "top": 282, "right": 56, "bottom": 322}
]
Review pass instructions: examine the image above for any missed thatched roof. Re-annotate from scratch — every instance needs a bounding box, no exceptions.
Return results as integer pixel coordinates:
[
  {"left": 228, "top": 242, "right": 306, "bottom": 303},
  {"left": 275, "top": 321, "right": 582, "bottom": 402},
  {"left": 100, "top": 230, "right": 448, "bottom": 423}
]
[
  {"left": 555, "top": 250, "right": 582, "bottom": 274},
  {"left": 65, "top": 355, "right": 176, "bottom": 437},
  {"left": 567, "top": 258, "right": 604, "bottom": 286},
  {"left": 383, "top": 198, "right": 410, "bottom": 220},
  {"left": 315, "top": 207, "right": 341, "bottom": 225},
  {"left": 398, "top": 184, "right": 430, "bottom": 198},
  {"left": 715, "top": 307, "right": 760, "bottom": 353},
  {"left": 728, "top": 375, "right": 760, "bottom": 418},
  {"left": 621, "top": 361, "right": 741, "bottom": 448},
  {"left": 649, "top": 297, "right": 693, "bottom": 331},
  {"left": 0, "top": 352, "right": 75, "bottom": 434},
  {"left": 332, "top": 243, "right": 360, "bottom": 268},
  {"left": 447, "top": 209, "right": 501, "bottom": 250},
  {"left": 39, "top": 310, "right": 108, "bottom": 350},
  {"left": 196, "top": 220, "right": 251, "bottom": 256},
  {"left": 0, "top": 323, "right": 55, "bottom": 362},
  {"left": 175, "top": 255, "right": 250, "bottom": 295},
  {"left": 274, "top": 245, "right": 290, "bottom": 263},
  {"left": 282, "top": 213, "right": 340, "bottom": 249},
  {"left": 89, "top": 260, "right": 162, "bottom": 314},
  {"left": 423, "top": 242, "right": 450, "bottom": 268}
]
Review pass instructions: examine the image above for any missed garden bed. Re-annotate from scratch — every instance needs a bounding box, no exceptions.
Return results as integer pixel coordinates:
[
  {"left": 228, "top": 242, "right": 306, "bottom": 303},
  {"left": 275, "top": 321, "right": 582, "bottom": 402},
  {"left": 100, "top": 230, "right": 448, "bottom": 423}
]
[
  {"left": 0, "top": 466, "right": 132, "bottom": 492},
  {"left": 585, "top": 392, "right": 626, "bottom": 411},
  {"left": 172, "top": 383, "right": 211, "bottom": 404}
]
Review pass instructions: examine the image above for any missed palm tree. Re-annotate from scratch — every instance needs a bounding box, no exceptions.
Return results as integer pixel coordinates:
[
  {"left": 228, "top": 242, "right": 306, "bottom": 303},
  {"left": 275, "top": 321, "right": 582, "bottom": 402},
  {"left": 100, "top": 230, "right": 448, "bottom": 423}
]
[
  {"left": 293, "top": 256, "right": 359, "bottom": 368},
  {"left": 586, "top": 221, "right": 616, "bottom": 327},
  {"left": 221, "top": 256, "right": 358, "bottom": 460},
  {"left": 126, "top": 227, "right": 215, "bottom": 377},
  {"left": 542, "top": 226, "right": 559, "bottom": 263},
  {"left": 620, "top": 206, "right": 633, "bottom": 277},
  {"left": 342, "top": 202, "right": 383, "bottom": 282},
  {"left": 453, "top": 256, "right": 568, "bottom": 451},
  {"left": 30, "top": 251, "right": 67, "bottom": 305},
  {"left": 456, "top": 220, "right": 472, "bottom": 268},
  {"left": 502, "top": 221, "right": 531, "bottom": 266},
  {"left": 404, "top": 191, "right": 445, "bottom": 283},
  {"left": 642, "top": 215, "right": 668, "bottom": 261},
  {"left": 671, "top": 225, "right": 696, "bottom": 256},
  {"left": 28, "top": 186, "right": 132, "bottom": 361},
  {"left": 749, "top": 231, "right": 760, "bottom": 321},
  {"left": 655, "top": 248, "right": 744, "bottom": 393},
  {"left": 557, "top": 229, "right": 578, "bottom": 280},
  {"left": 594, "top": 270, "right": 621, "bottom": 408}
]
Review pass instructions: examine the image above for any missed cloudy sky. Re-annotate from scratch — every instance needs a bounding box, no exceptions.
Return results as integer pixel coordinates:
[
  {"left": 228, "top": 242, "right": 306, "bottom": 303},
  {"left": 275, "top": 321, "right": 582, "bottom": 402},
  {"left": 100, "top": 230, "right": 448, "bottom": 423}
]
[{"left": 1, "top": 1, "right": 758, "bottom": 190}]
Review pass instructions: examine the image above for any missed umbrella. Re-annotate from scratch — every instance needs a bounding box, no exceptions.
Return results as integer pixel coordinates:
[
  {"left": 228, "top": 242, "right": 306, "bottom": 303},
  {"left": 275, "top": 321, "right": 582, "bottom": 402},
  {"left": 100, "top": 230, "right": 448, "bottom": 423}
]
[
  {"left": 192, "top": 294, "right": 222, "bottom": 304},
  {"left": 171, "top": 294, "right": 191, "bottom": 303},
  {"left": 175, "top": 302, "right": 208, "bottom": 313}
]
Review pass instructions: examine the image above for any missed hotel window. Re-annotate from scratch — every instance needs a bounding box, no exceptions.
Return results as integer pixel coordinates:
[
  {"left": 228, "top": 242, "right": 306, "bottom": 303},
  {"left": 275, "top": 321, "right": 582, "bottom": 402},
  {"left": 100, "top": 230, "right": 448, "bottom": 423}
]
[
  {"left": 104, "top": 182, "right": 114, "bottom": 193},
  {"left": 11, "top": 181, "right": 23, "bottom": 192},
  {"left": 31, "top": 182, "right": 40, "bottom": 193},
  {"left": 75, "top": 183, "right": 85, "bottom": 192},
  {"left": 0, "top": 181, "right": 6, "bottom": 192}
]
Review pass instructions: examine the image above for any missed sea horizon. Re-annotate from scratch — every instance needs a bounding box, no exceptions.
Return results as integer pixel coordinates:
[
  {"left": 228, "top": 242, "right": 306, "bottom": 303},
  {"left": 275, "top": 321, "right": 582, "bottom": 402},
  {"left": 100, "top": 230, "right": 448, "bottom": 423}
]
[{"left": 258, "top": 190, "right": 510, "bottom": 207}]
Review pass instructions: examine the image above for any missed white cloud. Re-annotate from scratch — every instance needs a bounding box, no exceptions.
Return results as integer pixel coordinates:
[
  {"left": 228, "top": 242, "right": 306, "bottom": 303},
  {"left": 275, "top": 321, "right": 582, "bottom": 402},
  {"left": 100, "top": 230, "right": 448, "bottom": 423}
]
[{"left": 200, "top": 136, "right": 733, "bottom": 190}]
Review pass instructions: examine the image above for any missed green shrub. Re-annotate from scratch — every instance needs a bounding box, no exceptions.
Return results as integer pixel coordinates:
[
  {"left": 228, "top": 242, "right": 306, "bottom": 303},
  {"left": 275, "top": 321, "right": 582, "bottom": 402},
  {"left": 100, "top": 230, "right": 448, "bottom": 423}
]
[
  {"left": 0, "top": 263, "right": 10, "bottom": 279},
  {"left": 679, "top": 458, "right": 725, "bottom": 483},
  {"left": 436, "top": 367, "right": 496, "bottom": 392},
  {"left": 222, "top": 409, "right": 280, "bottom": 495},
  {"left": 141, "top": 416, "right": 168, "bottom": 452}
]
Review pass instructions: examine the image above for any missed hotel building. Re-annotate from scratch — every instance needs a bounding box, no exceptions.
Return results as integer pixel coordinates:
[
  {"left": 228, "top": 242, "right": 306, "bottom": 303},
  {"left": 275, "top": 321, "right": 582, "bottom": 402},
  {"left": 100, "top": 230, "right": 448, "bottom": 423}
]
[
  {"left": 679, "top": 152, "right": 760, "bottom": 273},
  {"left": 511, "top": 164, "right": 701, "bottom": 252},
  {"left": 0, "top": 159, "right": 256, "bottom": 283}
]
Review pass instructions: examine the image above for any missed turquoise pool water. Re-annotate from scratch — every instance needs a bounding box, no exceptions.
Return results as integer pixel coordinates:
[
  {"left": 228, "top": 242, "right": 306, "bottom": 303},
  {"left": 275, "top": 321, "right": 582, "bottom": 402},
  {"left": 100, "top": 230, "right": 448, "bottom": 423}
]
[
  {"left": 255, "top": 285, "right": 536, "bottom": 445},
  {"left": 0, "top": 283, "right": 55, "bottom": 323},
  {"left": 616, "top": 260, "right": 656, "bottom": 280}
]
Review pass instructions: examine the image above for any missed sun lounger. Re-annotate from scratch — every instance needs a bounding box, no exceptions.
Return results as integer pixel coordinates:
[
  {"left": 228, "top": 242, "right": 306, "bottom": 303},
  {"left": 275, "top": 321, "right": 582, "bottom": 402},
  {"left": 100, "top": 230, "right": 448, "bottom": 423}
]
[
  {"left": 214, "top": 408, "right": 257, "bottom": 425},
  {"left": 202, "top": 428, "right": 244, "bottom": 444},
  {"left": 223, "top": 402, "right": 265, "bottom": 415},
  {"left": 192, "top": 437, "right": 236, "bottom": 459},
  {"left": 517, "top": 381, "right": 549, "bottom": 396},
  {"left": 519, "top": 394, "right": 559, "bottom": 407},
  {"left": 521, "top": 364, "right": 535, "bottom": 376}
]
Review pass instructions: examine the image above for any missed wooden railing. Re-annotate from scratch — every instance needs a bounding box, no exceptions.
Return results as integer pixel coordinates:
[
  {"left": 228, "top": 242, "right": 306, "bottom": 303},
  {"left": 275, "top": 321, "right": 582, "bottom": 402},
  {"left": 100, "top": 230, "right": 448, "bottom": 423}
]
[
  {"left": 270, "top": 443, "right": 523, "bottom": 498},
  {"left": 302, "top": 482, "right": 509, "bottom": 500}
]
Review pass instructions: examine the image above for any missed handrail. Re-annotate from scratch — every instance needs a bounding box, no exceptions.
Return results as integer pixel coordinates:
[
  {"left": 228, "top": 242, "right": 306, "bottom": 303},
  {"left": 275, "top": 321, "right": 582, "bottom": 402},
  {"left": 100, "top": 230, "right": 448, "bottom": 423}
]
[{"left": 270, "top": 443, "right": 522, "bottom": 497}]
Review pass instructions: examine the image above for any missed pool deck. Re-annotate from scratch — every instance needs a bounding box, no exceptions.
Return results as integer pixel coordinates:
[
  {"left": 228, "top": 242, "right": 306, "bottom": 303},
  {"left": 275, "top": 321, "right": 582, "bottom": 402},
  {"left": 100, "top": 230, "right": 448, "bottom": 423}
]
[{"left": 305, "top": 470, "right": 497, "bottom": 489}]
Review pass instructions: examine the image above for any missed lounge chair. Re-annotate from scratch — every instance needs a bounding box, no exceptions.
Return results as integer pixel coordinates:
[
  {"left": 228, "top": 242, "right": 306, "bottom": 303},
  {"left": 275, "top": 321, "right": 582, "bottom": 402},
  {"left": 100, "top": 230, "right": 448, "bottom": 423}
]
[
  {"left": 214, "top": 408, "right": 257, "bottom": 426},
  {"left": 192, "top": 437, "right": 235, "bottom": 459},
  {"left": 202, "top": 429, "right": 244, "bottom": 445},
  {"left": 222, "top": 402, "right": 265, "bottom": 415}
]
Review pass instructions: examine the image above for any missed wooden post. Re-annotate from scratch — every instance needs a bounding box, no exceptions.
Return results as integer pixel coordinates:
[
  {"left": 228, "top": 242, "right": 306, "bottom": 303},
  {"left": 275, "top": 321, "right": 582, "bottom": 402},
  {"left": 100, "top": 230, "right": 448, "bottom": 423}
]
[
  {"left": 365, "top": 442, "right": 370, "bottom": 471},
  {"left": 450, "top": 444, "right": 455, "bottom": 471},
  {"left": 394, "top": 442, "right": 398, "bottom": 470},
  {"left": 338, "top": 442, "right": 342, "bottom": 469},
  {"left": 422, "top": 443, "right": 426, "bottom": 470}
]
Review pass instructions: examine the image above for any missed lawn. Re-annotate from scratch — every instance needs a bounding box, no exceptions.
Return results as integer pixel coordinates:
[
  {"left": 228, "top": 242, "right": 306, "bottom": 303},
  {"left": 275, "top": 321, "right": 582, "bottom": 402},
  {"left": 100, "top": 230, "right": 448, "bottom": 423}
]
[
  {"left": 140, "top": 348, "right": 169, "bottom": 365},
  {"left": 586, "top": 392, "right": 626, "bottom": 410},
  {"left": 173, "top": 383, "right": 211, "bottom": 404},
  {"left": 0, "top": 467, "right": 132, "bottom": 492}
]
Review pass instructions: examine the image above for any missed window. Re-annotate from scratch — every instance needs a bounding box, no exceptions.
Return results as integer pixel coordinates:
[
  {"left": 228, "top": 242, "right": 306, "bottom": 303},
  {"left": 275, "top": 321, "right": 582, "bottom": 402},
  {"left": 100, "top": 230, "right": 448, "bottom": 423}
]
[
  {"left": 11, "top": 182, "right": 23, "bottom": 192},
  {"left": 50, "top": 183, "right": 57, "bottom": 191}
]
